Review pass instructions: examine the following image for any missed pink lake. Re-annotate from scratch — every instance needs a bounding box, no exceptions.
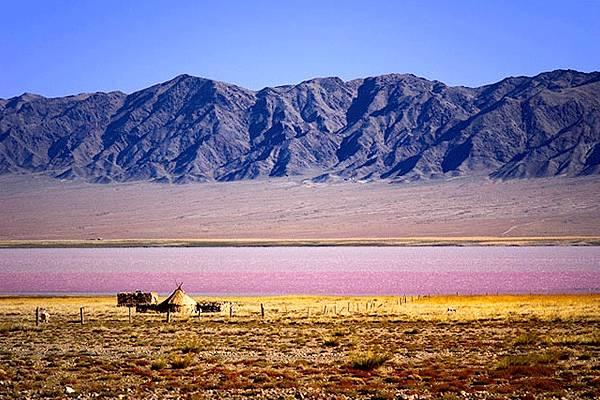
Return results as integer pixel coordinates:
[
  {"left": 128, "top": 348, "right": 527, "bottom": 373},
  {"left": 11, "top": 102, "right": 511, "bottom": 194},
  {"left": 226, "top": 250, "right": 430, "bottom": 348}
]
[{"left": 0, "top": 247, "right": 598, "bottom": 295}]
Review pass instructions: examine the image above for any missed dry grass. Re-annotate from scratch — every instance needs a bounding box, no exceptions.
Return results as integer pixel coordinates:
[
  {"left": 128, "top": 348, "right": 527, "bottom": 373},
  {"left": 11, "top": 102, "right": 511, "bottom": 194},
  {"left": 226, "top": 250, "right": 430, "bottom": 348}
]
[
  {"left": 150, "top": 358, "right": 167, "bottom": 371},
  {"left": 513, "top": 332, "right": 542, "bottom": 346},
  {"left": 0, "top": 323, "right": 29, "bottom": 334},
  {"left": 0, "top": 294, "right": 598, "bottom": 399},
  {"left": 348, "top": 351, "right": 391, "bottom": 370},
  {"left": 550, "top": 333, "right": 600, "bottom": 346},
  {"left": 169, "top": 354, "right": 195, "bottom": 369},
  {"left": 178, "top": 339, "right": 203, "bottom": 354},
  {"left": 496, "top": 352, "right": 559, "bottom": 368}
]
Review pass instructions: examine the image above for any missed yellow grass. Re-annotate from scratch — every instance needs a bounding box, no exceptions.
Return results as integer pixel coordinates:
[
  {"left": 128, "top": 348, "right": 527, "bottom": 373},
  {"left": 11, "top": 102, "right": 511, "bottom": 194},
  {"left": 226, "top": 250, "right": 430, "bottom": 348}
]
[
  {"left": 1, "top": 293, "right": 598, "bottom": 323},
  {"left": 1, "top": 294, "right": 598, "bottom": 399}
]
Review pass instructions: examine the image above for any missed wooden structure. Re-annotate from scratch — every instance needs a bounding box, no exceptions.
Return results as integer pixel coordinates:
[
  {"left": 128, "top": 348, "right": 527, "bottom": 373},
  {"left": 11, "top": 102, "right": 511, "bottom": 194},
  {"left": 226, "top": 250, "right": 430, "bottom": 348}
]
[
  {"left": 117, "top": 291, "right": 158, "bottom": 307},
  {"left": 118, "top": 285, "right": 228, "bottom": 318},
  {"left": 196, "top": 301, "right": 223, "bottom": 313},
  {"left": 117, "top": 291, "right": 158, "bottom": 322}
]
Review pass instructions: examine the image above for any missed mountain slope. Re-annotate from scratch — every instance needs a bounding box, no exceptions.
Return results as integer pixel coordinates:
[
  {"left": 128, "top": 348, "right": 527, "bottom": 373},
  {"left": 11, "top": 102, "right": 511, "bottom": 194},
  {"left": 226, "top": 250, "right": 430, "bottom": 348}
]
[{"left": 1, "top": 69, "right": 598, "bottom": 183}]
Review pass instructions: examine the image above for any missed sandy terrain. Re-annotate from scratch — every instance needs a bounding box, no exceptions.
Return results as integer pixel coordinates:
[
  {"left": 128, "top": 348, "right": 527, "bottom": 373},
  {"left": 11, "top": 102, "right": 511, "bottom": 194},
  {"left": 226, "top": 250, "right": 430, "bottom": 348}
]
[
  {"left": 0, "top": 175, "right": 599, "bottom": 241},
  {"left": 0, "top": 294, "right": 598, "bottom": 399}
]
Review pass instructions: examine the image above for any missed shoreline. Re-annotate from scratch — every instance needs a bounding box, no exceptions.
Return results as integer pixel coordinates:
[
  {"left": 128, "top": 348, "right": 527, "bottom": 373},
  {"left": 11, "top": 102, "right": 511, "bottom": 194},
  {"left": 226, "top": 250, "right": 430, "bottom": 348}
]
[{"left": 1, "top": 236, "right": 600, "bottom": 248}]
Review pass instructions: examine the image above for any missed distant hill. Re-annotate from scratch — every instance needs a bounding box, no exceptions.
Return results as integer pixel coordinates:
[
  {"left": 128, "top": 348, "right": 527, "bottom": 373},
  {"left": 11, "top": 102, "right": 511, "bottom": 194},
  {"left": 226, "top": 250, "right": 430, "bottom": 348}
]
[{"left": 1, "top": 69, "right": 599, "bottom": 183}]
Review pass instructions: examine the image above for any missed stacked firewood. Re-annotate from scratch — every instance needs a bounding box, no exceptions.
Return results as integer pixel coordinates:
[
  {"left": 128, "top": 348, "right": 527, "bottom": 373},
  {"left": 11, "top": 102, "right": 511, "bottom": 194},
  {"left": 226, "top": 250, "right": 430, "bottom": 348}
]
[
  {"left": 117, "top": 291, "right": 158, "bottom": 307},
  {"left": 196, "top": 302, "right": 223, "bottom": 313}
]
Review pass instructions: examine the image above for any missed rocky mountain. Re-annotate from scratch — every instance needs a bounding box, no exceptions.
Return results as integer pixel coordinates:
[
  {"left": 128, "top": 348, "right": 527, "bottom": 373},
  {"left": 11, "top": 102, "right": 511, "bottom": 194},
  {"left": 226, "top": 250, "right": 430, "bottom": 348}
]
[{"left": 1, "top": 69, "right": 599, "bottom": 183}]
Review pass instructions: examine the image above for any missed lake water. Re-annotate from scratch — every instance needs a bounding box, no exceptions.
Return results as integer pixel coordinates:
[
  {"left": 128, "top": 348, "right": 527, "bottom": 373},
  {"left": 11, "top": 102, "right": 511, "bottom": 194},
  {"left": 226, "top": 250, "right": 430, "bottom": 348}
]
[{"left": 0, "top": 247, "right": 598, "bottom": 295}]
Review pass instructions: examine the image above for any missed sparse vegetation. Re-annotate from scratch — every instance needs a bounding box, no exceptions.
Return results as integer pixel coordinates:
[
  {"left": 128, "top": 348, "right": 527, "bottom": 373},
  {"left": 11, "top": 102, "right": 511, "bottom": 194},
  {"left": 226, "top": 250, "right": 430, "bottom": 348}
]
[
  {"left": 0, "top": 323, "right": 27, "bottom": 334},
  {"left": 496, "top": 351, "right": 558, "bottom": 369},
  {"left": 170, "top": 354, "right": 195, "bottom": 369},
  {"left": 150, "top": 358, "right": 167, "bottom": 370},
  {"left": 322, "top": 337, "right": 340, "bottom": 347},
  {"left": 551, "top": 333, "right": 600, "bottom": 347},
  {"left": 513, "top": 332, "right": 541, "bottom": 346},
  {"left": 179, "top": 339, "right": 203, "bottom": 353},
  {"left": 348, "top": 351, "right": 391, "bottom": 370},
  {"left": 0, "top": 294, "right": 598, "bottom": 399}
]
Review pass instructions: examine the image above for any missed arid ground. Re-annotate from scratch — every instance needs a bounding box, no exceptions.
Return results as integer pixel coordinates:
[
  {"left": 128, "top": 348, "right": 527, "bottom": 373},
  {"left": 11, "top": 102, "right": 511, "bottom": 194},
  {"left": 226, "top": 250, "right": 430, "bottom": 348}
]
[
  {"left": 0, "top": 295, "right": 599, "bottom": 399},
  {"left": 1, "top": 175, "right": 600, "bottom": 241}
]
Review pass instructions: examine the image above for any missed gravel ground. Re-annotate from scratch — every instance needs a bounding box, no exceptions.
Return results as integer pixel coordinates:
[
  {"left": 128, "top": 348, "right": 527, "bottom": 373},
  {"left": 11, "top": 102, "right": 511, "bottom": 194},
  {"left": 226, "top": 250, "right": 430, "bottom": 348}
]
[{"left": 0, "top": 295, "right": 599, "bottom": 399}]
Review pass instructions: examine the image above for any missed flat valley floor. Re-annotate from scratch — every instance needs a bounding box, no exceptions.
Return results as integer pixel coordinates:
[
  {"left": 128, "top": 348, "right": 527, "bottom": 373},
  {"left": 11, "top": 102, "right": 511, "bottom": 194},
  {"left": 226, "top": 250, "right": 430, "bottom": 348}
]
[
  {"left": 1, "top": 175, "right": 600, "bottom": 241},
  {"left": 0, "top": 295, "right": 599, "bottom": 399}
]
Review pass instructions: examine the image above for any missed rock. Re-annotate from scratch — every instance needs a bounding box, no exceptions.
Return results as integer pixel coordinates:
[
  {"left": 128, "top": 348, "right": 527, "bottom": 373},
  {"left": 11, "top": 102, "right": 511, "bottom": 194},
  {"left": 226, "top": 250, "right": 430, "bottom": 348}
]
[
  {"left": 1, "top": 70, "right": 598, "bottom": 183},
  {"left": 65, "top": 386, "right": 75, "bottom": 394}
]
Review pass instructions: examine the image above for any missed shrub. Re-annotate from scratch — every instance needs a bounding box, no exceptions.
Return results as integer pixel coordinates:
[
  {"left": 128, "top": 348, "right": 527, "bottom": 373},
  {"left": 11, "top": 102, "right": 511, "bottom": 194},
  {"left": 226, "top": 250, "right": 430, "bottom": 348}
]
[
  {"left": 131, "top": 366, "right": 153, "bottom": 378},
  {"left": 491, "top": 364, "right": 555, "bottom": 379},
  {"left": 150, "top": 358, "right": 167, "bottom": 370},
  {"left": 551, "top": 334, "right": 600, "bottom": 347},
  {"left": 170, "top": 354, "right": 194, "bottom": 369},
  {"left": 348, "top": 351, "right": 390, "bottom": 371},
  {"left": 441, "top": 393, "right": 461, "bottom": 400},
  {"left": 0, "top": 323, "right": 27, "bottom": 334},
  {"left": 513, "top": 332, "right": 541, "bottom": 346},
  {"left": 249, "top": 373, "right": 270, "bottom": 384},
  {"left": 323, "top": 338, "right": 340, "bottom": 347},
  {"left": 496, "top": 351, "right": 558, "bottom": 369},
  {"left": 527, "top": 377, "right": 562, "bottom": 391},
  {"left": 179, "top": 339, "right": 202, "bottom": 354}
]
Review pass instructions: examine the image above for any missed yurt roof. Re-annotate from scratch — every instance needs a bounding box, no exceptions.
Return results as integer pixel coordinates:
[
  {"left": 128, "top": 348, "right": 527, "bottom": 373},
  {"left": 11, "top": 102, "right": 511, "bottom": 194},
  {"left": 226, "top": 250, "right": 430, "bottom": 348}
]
[{"left": 159, "top": 285, "right": 197, "bottom": 307}]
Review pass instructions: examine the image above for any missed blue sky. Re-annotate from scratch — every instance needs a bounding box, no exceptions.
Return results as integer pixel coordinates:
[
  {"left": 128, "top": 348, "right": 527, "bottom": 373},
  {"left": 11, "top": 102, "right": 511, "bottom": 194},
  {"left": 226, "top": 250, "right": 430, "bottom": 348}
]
[{"left": 1, "top": 0, "right": 598, "bottom": 98}]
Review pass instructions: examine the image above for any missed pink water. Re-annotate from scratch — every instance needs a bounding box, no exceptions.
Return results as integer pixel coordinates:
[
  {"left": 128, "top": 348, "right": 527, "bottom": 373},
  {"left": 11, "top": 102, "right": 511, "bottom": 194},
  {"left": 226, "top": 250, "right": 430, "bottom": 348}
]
[{"left": 0, "top": 247, "right": 598, "bottom": 295}]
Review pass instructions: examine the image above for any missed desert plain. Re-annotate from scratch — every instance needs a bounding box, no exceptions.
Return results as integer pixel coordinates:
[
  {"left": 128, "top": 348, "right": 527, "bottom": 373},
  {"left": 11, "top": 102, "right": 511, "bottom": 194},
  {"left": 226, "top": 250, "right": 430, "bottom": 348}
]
[
  {"left": 1, "top": 175, "right": 599, "bottom": 399},
  {"left": 1, "top": 175, "right": 600, "bottom": 243},
  {"left": 0, "top": 295, "right": 599, "bottom": 399}
]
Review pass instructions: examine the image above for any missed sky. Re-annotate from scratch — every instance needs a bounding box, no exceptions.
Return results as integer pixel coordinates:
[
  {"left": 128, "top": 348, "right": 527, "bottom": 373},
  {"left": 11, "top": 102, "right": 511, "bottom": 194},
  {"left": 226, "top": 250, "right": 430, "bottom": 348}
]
[{"left": 1, "top": 0, "right": 599, "bottom": 98}]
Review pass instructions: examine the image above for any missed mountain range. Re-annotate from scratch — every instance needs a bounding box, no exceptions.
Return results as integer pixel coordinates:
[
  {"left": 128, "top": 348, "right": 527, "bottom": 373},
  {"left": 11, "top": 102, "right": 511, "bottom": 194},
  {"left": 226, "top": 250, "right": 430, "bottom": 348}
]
[{"left": 1, "top": 69, "right": 599, "bottom": 183}]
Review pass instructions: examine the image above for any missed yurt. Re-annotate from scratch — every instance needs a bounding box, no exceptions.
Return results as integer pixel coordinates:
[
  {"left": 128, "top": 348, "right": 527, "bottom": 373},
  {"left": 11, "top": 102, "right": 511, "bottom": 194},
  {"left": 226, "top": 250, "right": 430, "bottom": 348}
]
[{"left": 156, "top": 284, "right": 198, "bottom": 314}]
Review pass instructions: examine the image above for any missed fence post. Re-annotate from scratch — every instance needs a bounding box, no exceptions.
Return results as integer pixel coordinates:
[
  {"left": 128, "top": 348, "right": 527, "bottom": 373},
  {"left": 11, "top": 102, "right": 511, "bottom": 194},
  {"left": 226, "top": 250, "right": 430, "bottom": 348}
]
[
  {"left": 229, "top": 304, "right": 234, "bottom": 318},
  {"left": 80, "top": 307, "right": 85, "bottom": 325},
  {"left": 128, "top": 306, "right": 132, "bottom": 323},
  {"left": 166, "top": 309, "right": 171, "bottom": 323},
  {"left": 35, "top": 307, "right": 40, "bottom": 326},
  {"left": 260, "top": 303, "right": 265, "bottom": 319}
]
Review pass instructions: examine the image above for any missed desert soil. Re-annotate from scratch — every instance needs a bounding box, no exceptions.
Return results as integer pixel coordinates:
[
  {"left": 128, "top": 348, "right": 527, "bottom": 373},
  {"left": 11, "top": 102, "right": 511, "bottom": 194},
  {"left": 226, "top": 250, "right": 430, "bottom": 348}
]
[
  {"left": 1, "top": 175, "right": 600, "bottom": 241},
  {"left": 0, "top": 295, "right": 598, "bottom": 399}
]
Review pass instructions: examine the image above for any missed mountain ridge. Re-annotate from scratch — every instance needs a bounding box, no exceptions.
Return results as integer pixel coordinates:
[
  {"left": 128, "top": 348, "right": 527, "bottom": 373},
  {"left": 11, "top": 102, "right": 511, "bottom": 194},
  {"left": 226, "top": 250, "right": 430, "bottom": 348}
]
[{"left": 1, "top": 69, "right": 599, "bottom": 183}]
